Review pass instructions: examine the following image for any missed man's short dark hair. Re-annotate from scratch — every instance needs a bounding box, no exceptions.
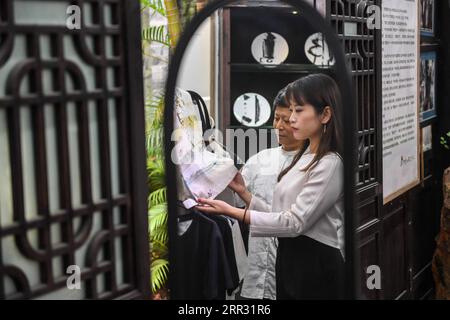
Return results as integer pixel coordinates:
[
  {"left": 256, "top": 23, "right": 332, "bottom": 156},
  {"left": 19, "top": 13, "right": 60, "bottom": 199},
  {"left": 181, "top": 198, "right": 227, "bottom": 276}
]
[{"left": 272, "top": 87, "right": 289, "bottom": 112}]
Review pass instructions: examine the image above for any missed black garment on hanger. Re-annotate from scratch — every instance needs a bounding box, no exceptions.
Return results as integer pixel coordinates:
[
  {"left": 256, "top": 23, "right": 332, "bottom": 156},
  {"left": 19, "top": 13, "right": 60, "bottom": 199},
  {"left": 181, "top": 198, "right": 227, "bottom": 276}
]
[
  {"left": 172, "top": 209, "right": 235, "bottom": 300},
  {"left": 207, "top": 215, "right": 240, "bottom": 293}
]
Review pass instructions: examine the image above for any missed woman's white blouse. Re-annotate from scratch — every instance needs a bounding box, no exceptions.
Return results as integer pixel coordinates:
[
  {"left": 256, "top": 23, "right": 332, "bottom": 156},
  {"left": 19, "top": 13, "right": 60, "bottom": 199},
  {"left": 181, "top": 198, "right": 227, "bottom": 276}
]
[{"left": 249, "top": 152, "right": 345, "bottom": 253}]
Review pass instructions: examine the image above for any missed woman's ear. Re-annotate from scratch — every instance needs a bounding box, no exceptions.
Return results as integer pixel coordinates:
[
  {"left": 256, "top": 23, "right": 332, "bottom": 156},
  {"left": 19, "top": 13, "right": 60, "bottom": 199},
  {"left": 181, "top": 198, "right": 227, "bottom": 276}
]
[{"left": 321, "top": 106, "right": 332, "bottom": 124}]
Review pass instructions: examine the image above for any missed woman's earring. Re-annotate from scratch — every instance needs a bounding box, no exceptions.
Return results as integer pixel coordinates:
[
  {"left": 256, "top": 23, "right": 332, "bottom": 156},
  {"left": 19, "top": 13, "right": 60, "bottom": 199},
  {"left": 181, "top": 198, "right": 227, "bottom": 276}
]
[{"left": 323, "top": 124, "right": 327, "bottom": 134}]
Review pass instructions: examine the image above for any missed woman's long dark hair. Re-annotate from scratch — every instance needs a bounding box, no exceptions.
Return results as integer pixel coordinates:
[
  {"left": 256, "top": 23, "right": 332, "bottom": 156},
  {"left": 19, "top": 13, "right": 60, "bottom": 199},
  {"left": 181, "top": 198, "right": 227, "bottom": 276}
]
[{"left": 278, "top": 73, "right": 343, "bottom": 182}]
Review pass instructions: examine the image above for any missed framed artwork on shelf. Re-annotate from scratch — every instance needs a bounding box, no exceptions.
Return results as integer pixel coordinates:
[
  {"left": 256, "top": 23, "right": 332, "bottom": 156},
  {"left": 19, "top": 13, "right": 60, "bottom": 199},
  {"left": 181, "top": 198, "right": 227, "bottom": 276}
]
[
  {"left": 421, "top": 124, "right": 433, "bottom": 180},
  {"left": 422, "top": 125, "right": 432, "bottom": 152},
  {"left": 227, "top": 6, "right": 334, "bottom": 130},
  {"left": 419, "top": 51, "right": 437, "bottom": 122},
  {"left": 420, "top": 0, "right": 435, "bottom": 37}
]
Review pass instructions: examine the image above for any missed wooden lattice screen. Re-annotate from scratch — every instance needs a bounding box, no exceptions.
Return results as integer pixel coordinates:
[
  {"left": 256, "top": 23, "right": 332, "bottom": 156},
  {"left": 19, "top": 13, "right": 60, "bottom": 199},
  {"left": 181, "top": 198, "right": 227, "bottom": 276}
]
[{"left": 0, "top": 0, "right": 149, "bottom": 299}]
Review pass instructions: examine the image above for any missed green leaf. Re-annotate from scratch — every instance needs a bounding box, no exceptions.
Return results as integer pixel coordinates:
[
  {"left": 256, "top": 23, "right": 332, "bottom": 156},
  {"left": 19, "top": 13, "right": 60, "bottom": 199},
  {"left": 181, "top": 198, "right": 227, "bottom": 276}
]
[
  {"left": 142, "top": 26, "right": 170, "bottom": 46},
  {"left": 151, "top": 238, "right": 168, "bottom": 256},
  {"left": 148, "top": 158, "right": 165, "bottom": 191},
  {"left": 145, "top": 93, "right": 165, "bottom": 159},
  {"left": 180, "top": 0, "right": 195, "bottom": 25},
  {"left": 149, "top": 203, "right": 167, "bottom": 235},
  {"left": 149, "top": 187, "right": 167, "bottom": 206},
  {"left": 146, "top": 93, "right": 164, "bottom": 115},
  {"left": 150, "top": 258, "right": 169, "bottom": 293},
  {"left": 141, "top": 0, "right": 166, "bottom": 17},
  {"left": 145, "top": 95, "right": 164, "bottom": 159},
  {"left": 150, "top": 225, "right": 168, "bottom": 246},
  {"left": 146, "top": 127, "right": 164, "bottom": 158}
]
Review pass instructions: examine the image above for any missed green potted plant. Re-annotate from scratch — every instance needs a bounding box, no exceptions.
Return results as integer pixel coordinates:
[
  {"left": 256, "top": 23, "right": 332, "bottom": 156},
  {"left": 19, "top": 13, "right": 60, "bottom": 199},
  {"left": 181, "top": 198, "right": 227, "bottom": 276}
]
[
  {"left": 141, "top": 0, "right": 175, "bottom": 299},
  {"left": 141, "top": 0, "right": 200, "bottom": 299},
  {"left": 440, "top": 131, "right": 450, "bottom": 151}
]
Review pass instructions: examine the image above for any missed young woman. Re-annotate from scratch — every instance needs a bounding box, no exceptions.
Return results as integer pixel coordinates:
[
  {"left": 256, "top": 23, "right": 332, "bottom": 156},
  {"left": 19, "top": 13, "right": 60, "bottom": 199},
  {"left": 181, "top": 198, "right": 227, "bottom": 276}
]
[
  {"left": 196, "top": 74, "right": 345, "bottom": 299},
  {"left": 235, "top": 87, "right": 304, "bottom": 300}
]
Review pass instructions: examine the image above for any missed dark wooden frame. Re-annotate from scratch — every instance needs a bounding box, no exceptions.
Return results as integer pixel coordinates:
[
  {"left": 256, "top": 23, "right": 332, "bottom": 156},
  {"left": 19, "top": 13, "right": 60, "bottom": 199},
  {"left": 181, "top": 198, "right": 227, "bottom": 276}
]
[
  {"left": 122, "top": 0, "right": 151, "bottom": 300},
  {"left": 164, "top": 0, "right": 357, "bottom": 299}
]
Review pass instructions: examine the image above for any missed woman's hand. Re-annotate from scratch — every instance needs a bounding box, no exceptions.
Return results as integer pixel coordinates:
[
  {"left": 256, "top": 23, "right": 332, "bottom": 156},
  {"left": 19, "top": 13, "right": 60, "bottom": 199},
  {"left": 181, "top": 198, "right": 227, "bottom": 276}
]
[
  {"left": 228, "top": 172, "right": 246, "bottom": 194},
  {"left": 195, "top": 198, "right": 236, "bottom": 216},
  {"left": 196, "top": 198, "right": 249, "bottom": 224},
  {"left": 228, "top": 172, "right": 253, "bottom": 207}
]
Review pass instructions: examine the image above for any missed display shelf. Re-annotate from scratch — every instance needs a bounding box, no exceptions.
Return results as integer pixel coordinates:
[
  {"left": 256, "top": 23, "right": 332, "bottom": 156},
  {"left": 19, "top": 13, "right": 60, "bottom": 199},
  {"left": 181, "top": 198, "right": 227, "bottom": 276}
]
[{"left": 230, "top": 63, "right": 333, "bottom": 73}]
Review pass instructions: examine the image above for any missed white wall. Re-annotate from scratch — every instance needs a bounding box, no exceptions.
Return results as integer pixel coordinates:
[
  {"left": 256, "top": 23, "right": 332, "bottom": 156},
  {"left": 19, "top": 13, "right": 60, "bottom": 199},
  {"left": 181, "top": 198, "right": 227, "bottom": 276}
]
[{"left": 176, "top": 17, "right": 213, "bottom": 116}]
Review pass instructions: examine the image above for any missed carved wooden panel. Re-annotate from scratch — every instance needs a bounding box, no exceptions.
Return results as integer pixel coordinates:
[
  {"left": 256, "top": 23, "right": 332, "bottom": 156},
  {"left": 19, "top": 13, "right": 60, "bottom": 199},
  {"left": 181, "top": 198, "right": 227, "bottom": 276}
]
[
  {"left": 330, "top": 0, "right": 379, "bottom": 188},
  {"left": 0, "top": 0, "right": 149, "bottom": 299}
]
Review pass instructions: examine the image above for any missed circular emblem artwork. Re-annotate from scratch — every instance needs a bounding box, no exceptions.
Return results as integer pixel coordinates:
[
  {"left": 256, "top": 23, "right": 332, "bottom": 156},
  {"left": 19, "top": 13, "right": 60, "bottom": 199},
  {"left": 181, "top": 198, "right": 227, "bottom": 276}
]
[
  {"left": 233, "top": 93, "right": 271, "bottom": 127},
  {"left": 251, "top": 32, "right": 289, "bottom": 65},
  {"left": 304, "top": 32, "right": 335, "bottom": 67}
]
